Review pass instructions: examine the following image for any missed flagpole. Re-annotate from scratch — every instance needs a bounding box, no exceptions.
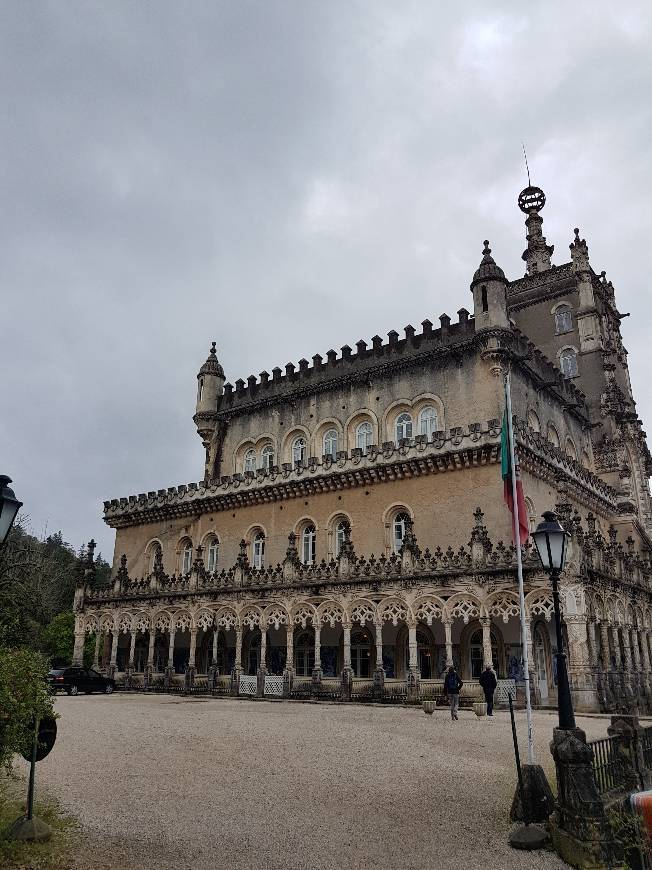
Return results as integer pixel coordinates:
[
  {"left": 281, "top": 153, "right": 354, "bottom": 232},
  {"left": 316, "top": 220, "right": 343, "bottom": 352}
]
[{"left": 504, "top": 368, "right": 535, "bottom": 766}]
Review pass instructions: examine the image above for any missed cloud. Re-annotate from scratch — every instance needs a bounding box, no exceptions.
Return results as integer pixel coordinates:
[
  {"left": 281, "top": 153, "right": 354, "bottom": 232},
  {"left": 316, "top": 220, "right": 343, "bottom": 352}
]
[{"left": 1, "top": 0, "right": 650, "bottom": 560}]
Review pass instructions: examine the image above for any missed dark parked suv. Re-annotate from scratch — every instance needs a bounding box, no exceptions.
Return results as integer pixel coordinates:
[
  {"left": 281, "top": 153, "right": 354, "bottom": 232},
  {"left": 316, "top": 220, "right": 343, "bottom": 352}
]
[{"left": 48, "top": 666, "right": 115, "bottom": 696}]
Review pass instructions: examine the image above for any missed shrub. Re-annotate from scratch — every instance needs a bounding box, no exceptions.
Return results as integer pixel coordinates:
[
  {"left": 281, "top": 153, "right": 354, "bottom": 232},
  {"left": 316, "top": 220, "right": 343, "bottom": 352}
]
[{"left": 0, "top": 636, "right": 54, "bottom": 773}]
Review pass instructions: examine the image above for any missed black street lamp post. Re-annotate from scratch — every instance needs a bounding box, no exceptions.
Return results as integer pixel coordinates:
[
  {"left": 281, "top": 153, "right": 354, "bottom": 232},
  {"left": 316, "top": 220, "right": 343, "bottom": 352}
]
[
  {"left": 531, "top": 511, "right": 576, "bottom": 731},
  {"left": 0, "top": 475, "right": 22, "bottom": 547}
]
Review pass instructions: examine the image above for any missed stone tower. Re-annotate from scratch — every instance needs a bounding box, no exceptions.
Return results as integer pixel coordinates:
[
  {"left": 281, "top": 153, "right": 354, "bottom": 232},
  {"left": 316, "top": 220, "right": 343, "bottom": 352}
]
[{"left": 193, "top": 341, "right": 226, "bottom": 482}]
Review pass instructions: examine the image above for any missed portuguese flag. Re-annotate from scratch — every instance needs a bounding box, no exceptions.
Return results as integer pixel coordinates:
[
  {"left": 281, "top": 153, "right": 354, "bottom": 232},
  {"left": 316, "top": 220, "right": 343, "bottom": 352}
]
[{"left": 501, "top": 409, "right": 529, "bottom": 546}]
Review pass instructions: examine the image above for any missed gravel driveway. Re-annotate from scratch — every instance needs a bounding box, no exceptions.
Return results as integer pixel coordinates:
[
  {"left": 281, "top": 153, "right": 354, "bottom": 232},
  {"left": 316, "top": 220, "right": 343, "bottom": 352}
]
[{"left": 26, "top": 695, "right": 612, "bottom": 870}]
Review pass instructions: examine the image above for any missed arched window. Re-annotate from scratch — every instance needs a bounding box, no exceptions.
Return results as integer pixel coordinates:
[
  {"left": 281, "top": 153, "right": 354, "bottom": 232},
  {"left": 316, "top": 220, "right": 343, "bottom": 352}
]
[
  {"left": 181, "top": 542, "right": 193, "bottom": 575},
  {"left": 566, "top": 438, "right": 578, "bottom": 461},
  {"left": 301, "top": 525, "right": 316, "bottom": 565},
  {"left": 527, "top": 410, "right": 540, "bottom": 433},
  {"left": 336, "top": 520, "right": 348, "bottom": 556},
  {"left": 149, "top": 543, "right": 162, "bottom": 572},
  {"left": 554, "top": 305, "right": 573, "bottom": 335},
  {"left": 395, "top": 413, "right": 413, "bottom": 442},
  {"left": 253, "top": 531, "right": 265, "bottom": 569},
  {"left": 356, "top": 421, "right": 373, "bottom": 452},
  {"left": 261, "top": 444, "right": 274, "bottom": 471},
  {"left": 206, "top": 538, "right": 219, "bottom": 572},
  {"left": 393, "top": 512, "right": 410, "bottom": 555},
  {"left": 419, "top": 406, "right": 439, "bottom": 439},
  {"left": 292, "top": 437, "right": 306, "bottom": 467},
  {"left": 198, "top": 379, "right": 204, "bottom": 402},
  {"left": 323, "top": 428, "right": 338, "bottom": 460},
  {"left": 559, "top": 348, "right": 578, "bottom": 378},
  {"left": 243, "top": 448, "right": 256, "bottom": 474},
  {"left": 547, "top": 425, "right": 560, "bottom": 448}
]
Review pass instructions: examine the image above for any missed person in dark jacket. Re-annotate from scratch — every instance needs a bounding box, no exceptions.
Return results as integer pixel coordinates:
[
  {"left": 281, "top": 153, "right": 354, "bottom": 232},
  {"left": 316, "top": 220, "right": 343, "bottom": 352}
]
[
  {"left": 443, "top": 665, "right": 463, "bottom": 720},
  {"left": 479, "top": 664, "right": 498, "bottom": 716}
]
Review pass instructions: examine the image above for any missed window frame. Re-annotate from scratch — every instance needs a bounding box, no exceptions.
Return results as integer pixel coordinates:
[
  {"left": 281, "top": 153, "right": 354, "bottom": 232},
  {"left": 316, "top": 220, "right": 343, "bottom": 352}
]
[
  {"left": 418, "top": 406, "right": 439, "bottom": 439},
  {"left": 323, "top": 428, "right": 338, "bottom": 460},
  {"left": 335, "top": 520, "right": 348, "bottom": 557},
  {"left": 559, "top": 347, "right": 579, "bottom": 378},
  {"left": 206, "top": 538, "right": 219, "bottom": 572},
  {"left": 181, "top": 543, "right": 193, "bottom": 575},
  {"left": 395, "top": 413, "right": 413, "bottom": 443},
  {"left": 355, "top": 421, "right": 373, "bottom": 452},
  {"left": 301, "top": 524, "right": 316, "bottom": 565},
  {"left": 292, "top": 437, "right": 307, "bottom": 467},
  {"left": 243, "top": 448, "right": 256, "bottom": 474},
  {"left": 261, "top": 444, "right": 275, "bottom": 471},
  {"left": 252, "top": 531, "right": 265, "bottom": 569},
  {"left": 554, "top": 305, "right": 573, "bottom": 335},
  {"left": 392, "top": 512, "right": 410, "bottom": 555}
]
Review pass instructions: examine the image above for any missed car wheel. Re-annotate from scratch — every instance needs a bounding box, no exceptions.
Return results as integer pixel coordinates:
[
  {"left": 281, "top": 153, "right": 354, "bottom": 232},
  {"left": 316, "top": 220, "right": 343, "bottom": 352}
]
[
  {"left": 69, "top": 685, "right": 79, "bottom": 696},
  {"left": 104, "top": 684, "right": 114, "bottom": 695}
]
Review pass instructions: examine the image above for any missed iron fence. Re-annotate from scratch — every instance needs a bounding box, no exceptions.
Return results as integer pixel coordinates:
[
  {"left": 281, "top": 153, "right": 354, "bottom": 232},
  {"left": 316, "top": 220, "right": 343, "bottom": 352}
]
[{"left": 589, "top": 735, "right": 628, "bottom": 795}]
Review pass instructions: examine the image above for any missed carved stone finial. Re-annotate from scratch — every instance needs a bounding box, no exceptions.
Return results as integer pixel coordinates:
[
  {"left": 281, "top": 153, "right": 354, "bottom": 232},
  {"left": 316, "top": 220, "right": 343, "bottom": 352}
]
[{"left": 518, "top": 185, "right": 553, "bottom": 275}]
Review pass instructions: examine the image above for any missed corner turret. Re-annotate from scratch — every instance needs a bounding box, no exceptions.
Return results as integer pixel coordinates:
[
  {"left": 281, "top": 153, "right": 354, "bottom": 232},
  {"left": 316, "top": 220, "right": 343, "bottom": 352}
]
[
  {"left": 193, "top": 342, "right": 226, "bottom": 482},
  {"left": 470, "top": 240, "right": 509, "bottom": 331}
]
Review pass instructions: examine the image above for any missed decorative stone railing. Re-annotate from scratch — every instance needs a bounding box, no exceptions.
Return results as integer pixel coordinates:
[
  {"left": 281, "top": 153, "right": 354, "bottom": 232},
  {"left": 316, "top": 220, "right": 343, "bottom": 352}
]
[{"left": 80, "top": 507, "right": 652, "bottom": 605}]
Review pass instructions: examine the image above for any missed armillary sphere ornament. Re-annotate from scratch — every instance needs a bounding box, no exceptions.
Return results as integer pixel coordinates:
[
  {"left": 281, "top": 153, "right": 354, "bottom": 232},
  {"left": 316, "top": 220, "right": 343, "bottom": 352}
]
[{"left": 518, "top": 185, "right": 546, "bottom": 214}]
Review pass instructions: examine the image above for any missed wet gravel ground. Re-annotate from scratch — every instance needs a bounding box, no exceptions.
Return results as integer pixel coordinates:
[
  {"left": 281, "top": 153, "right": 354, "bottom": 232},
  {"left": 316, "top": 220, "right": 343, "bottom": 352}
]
[{"left": 26, "top": 695, "right": 613, "bottom": 870}]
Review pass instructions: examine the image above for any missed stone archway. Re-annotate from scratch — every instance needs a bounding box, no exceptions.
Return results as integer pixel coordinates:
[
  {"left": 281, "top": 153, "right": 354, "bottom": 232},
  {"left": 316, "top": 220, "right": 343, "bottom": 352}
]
[{"left": 459, "top": 620, "right": 506, "bottom": 680}]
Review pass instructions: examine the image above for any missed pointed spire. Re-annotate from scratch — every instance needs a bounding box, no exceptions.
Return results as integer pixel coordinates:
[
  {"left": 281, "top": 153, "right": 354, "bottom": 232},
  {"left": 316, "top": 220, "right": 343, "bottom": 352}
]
[
  {"left": 199, "top": 341, "right": 224, "bottom": 378},
  {"left": 471, "top": 240, "right": 507, "bottom": 286},
  {"left": 518, "top": 185, "right": 553, "bottom": 275}
]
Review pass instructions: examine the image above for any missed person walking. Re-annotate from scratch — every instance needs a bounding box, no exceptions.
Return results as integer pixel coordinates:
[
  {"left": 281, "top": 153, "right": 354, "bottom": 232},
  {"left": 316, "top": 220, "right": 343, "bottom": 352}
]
[
  {"left": 443, "top": 665, "right": 463, "bottom": 720},
  {"left": 479, "top": 664, "right": 498, "bottom": 717}
]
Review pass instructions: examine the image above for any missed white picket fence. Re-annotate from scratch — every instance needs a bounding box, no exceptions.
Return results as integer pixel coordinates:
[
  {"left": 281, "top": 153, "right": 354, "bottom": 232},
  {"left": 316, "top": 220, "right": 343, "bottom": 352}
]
[{"left": 238, "top": 675, "right": 257, "bottom": 696}]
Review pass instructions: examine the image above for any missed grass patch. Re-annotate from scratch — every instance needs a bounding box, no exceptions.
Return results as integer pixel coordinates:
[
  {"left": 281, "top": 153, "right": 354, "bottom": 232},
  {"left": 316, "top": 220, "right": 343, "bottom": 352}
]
[{"left": 0, "top": 774, "right": 77, "bottom": 869}]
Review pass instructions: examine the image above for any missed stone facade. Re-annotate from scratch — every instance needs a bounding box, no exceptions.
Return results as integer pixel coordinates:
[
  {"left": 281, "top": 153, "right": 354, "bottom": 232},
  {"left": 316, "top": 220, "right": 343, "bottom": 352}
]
[{"left": 73, "top": 185, "right": 652, "bottom": 713}]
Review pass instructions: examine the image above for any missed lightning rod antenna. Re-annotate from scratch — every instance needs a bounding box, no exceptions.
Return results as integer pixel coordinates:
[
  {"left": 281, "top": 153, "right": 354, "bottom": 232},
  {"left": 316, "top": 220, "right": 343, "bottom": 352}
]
[{"left": 522, "top": 142, "right": 531, "bottom": 186}]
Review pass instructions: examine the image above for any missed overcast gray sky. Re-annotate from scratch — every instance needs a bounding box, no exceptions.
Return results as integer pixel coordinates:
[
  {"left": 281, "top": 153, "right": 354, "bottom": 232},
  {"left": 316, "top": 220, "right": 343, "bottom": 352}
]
[{"left": 2, "top": 1, "right": 650, "bottom": 562}]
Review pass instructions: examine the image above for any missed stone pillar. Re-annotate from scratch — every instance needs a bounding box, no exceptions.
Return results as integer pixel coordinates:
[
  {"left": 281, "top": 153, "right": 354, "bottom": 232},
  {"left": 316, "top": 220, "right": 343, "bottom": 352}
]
[
  {"left": 92, "top": 631, "right": 101, "bottom": 669},
  {"left": 212, "top": 629, "right": 219, "bottom": 666},
  {"left": 341, "top": 624, "right": 353, "bottom": 700},
  {"left": 234, "top": 626, "right": 243, "bottom": 674},
  {"left": 257, "top": 627, "right": 268, "bottom": 696},
  {"left": 443, "top": 619, "right": 453, "bottom": 667},
  {"left": 343, "top": 625, "right": 352, "bottom": 670},
  {"left": 622, "top": 626, "right": 633, "bottom": 672},
  {"left": 600, "top": 622, "right": 611, "bottom": 669},
  {"left": 286, "top": 625, "right": 294, "bottom": 672},
  {"left": 189, "top": 627, "right": 197, "bottom": 669},
  {"left": 549, "top": 726, "right": 622, "bottom": 867},
  {"left": 611, "top": 625, "right": 622, "bottom": 669},
  {"left": 372, "top": 621, "right": 385, "bottom": 699},
  {"left": 72, "top": 629, "right": 85, "bottom": 667},
  {"left": 312, "top": 624, "right": 322, "bottom": 688},
  {"left": 407, "top": 622, "right": 419, "bottom": 703},
  {"left": 147, "top": 630, "right": 156, "bottom": 670},
  {"left": 109, "top": 631, "right": 118, "bottom": 677},
  {"left": 565, "top": 616, "right": 599, "bottom": 712},
  {"left": 128, "top": 630, "right": 137, "bottom": 670},
  {"left": 167, "top": 629, "right": 176, "bottom": 669},
  {"left": 480, "top": 616, "right": 492, "bottom": 669}
]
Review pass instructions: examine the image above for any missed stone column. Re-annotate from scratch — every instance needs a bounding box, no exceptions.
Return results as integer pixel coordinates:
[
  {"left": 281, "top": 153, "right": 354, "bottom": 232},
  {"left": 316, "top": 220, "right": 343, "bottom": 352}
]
[
  {"left": 565, "top": 616, "right": 599, "bottom": 712},
  {"left": 622, "top": 627, "right": 633, "bottom": 672},
  {"left": 343, "top": 625, "right": 352, "bottom": 670},
  {"left": 188, "top": 627, "right": 197, "bottom": 668},
  {"left": 407, "top": 622, "right": 419, "bottom": 703},
  {"left": 147, "top": 630, "right": 156, "bottom": 670},
  {"left": 92, "top": 631, "right": 101, "bottom": 669},
  {"left": 168, "top": 629, "right": 176, "bottom": 669},
  {"left": 286, "top": 625, "right": 294, "bottom": 672},
  {"left": 212, "top": 629, "right": 219, "bottom": 666},
  {"left": 109, "top": 630, "right": 119, "bottom": 678},
  {"left": 374, "top": 621, "right": 384, "bottom": 672},
  {"left": 443, "top": 619, "right": 453, "bottom": 667},
  {"left": 480, "top": 616, "right": 492, "bottom": 669},
  {"left": 72, "top": 629, "right": 85, "bottom": 667},
  {"left": 234, "top": 626, "right": 243, "bottom": 674},
  {"left": 312, "top": 624, "right": 322, "bottom": 688},
  {"left": 600, "top": 622, "right": 611, "bottom": 670},
  {"left": 611, "top": 625, "right": 623, "bottom": 669},
  {"left": 128, "top": 630, "right": 137, "bottom": 670}
]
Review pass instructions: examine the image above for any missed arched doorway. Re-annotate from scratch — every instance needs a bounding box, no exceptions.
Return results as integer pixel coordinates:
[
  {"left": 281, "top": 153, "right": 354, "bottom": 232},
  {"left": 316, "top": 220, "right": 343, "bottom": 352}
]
[
  {"left": 468, "top": 628, "right": 499, "bottom": 679},
  {"left": 244, "top": 630, "right": 261, "bottom": 675},
  {"left": 294, "top": 629, "right": 315, "bottom": 676},
  {"left": 351, "top": 628, "right": 373, "bottom": 677}
]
